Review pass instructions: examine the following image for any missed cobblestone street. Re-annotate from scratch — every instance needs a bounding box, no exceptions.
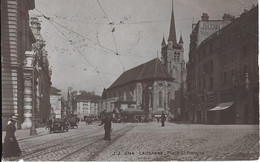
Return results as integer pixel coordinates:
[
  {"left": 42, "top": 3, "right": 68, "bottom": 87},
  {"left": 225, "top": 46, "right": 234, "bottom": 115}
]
[{"left": 2, "top": 122, "right": 259, "bottom": 161}]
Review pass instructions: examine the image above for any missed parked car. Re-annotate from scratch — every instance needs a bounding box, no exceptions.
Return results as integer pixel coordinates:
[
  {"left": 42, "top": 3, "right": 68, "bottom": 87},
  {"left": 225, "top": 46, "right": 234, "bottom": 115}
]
[{"left": 49, "top": 118, "right": 69, "bottom": 133}]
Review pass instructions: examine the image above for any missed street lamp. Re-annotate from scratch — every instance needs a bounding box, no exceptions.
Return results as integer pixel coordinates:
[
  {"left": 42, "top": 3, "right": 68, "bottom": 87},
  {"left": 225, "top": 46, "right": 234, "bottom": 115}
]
[{"left": 30, "top": 51, "right": 37, "bottom": 135}]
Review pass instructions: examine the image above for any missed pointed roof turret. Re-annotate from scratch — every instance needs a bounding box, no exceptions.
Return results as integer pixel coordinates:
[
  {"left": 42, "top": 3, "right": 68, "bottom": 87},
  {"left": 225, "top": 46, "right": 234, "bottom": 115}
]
[
  {"left": 168, "top": 0, "right": 177, "bottom": 44},
  {"left": 161, "top": 35, "right": 166, "bottom": 46},
  {"left": 179, "top": 34, "right": 183, "bottom": 44}
]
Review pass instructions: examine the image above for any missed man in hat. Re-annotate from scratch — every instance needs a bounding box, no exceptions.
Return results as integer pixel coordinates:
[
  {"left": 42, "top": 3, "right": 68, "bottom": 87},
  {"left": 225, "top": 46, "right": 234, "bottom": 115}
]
[
  {"left": 99, "top": 113, "right": 112, "bottom": 140},
  {"left": 3, "top": 116, "right": 21, "bottom": 158},
  {"left": 161, "top": 111, "right": 166, "bottom": 127}
]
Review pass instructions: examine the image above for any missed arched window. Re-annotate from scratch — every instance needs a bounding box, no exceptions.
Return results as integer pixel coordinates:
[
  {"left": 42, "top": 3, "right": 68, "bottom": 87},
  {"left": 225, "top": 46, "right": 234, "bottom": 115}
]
[
  {"left": 159, "top": 91, "right": 163, "bottom": 108},
  {"left": 149, "top": 92, "right": 153, "bottom": 108},
  {"left": 176, "top": 52, "right": 180, "bottom": 62},
  {"left": 123, "top": 89, "right": 127, "bottom": 101}
]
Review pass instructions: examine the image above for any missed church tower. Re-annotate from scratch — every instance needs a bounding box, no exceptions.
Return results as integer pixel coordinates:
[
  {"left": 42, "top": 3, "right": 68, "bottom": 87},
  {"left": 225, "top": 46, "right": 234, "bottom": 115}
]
[{"left": 161, "top": 0, "right": 186, "bottom": 91}]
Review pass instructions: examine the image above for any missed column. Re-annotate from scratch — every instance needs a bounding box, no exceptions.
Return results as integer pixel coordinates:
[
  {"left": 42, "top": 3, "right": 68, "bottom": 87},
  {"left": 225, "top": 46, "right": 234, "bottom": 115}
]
[{"left": 21, "top": 78, "right": 33, "bottom": 129}]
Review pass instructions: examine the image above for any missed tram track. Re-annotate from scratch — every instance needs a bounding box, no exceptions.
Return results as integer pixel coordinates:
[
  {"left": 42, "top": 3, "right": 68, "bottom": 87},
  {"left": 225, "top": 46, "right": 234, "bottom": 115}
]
[
  {"left": 58, "top": 125, "right": 136, "bottom": 161},
  {"left": 87, "top": 125, "right": 135, "bottom": 161},
  {"left": 9, "top": 127, "right": 104, "bottom": 161}
]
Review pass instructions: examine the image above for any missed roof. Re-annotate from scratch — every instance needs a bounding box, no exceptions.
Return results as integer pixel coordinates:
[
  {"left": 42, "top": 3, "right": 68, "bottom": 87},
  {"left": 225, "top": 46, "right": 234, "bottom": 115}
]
[
  {"left": 75, "top": 92, "right": 101, "bottom": 101},
  {"left": 108, "top": 58, "right": 173, "bottom": 89},
  {"left": 168, "top": 1, "right": 177, "bottom": 43},
  {"left": 198, "top": 6, "right": 258, "bottom": 50},
  {"left": 161, "top": 36, "right": 166, "bottom": 45},
  {"left": 179, "top": 35, "right": 184, "bottom": 44},
  {"left": 50, "top": 86, "right": 61, "bottom": 95}
]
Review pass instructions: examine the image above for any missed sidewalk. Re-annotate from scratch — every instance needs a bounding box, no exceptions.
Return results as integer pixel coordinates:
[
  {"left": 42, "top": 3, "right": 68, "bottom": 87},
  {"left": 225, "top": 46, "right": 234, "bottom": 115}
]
[{"left": 2, "top": 127, "right": 49, "bottom": 142}]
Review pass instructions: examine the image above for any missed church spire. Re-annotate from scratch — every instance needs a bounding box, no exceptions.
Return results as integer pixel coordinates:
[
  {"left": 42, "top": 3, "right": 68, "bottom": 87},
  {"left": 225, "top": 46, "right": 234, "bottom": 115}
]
[
  {"left": 179, "top": 33, "right": 183, "bottom": 44},
  {"left": 168, "top": 0, "right": 177, "bottom": 44},
  {"left": 161, "top": 35, "right": 166, "bottom": 46}
]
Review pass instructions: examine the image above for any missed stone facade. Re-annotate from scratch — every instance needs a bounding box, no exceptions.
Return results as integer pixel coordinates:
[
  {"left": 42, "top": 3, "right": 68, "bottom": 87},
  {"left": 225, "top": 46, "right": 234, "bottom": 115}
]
[
  {"left": 186, "top": 6, "right": 258, "bottom": 124},
  {"left": 2, "top": 0, "right": 35, "bottom": 130},
  {"left": 104, "top": 58, "right": 174, "bottom": 120},
  {"left": 160, "top": 2, "right": 187, "bottom": 119}
]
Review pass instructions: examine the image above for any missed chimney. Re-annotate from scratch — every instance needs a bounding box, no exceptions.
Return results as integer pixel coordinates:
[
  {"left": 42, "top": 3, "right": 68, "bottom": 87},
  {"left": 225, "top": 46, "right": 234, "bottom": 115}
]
[
  {"left": 222, "top": 13, "right": 234, "bottom": 21},
  {"left": 201, "top": 13, "right": 209, "bottom": 21}
]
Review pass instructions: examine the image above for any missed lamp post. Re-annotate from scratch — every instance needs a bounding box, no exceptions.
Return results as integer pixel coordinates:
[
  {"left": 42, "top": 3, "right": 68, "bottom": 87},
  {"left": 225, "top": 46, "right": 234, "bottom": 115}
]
[{"left": 30, "top": 51, "right": 37, "bottom": 135}]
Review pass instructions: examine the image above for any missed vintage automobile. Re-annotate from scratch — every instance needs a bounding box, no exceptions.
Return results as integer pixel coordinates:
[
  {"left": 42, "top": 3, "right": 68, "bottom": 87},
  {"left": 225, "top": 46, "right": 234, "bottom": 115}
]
[
  {"left": 85, "top": 118, "right": 93, "bottom": 125},
  {"left": 49, "top": 118, "right": 69, "bottom": 133},
  {"left": 68, "top": 115, "right": 78, "bottom": 129}
]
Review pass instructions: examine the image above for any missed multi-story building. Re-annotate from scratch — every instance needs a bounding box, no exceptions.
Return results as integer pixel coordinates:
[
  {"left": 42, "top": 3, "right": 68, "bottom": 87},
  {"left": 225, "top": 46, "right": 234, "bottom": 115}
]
[
  {"left": 73, "top": 91, "right": 101, "bottom": 121},
  {"left": 50, "top": 86, "right": 62, "bottom": 118},
  {"left": 186, "top": 6, "right": 258, "bottom": 124},
  {"left": 185, "top": 13, "right": 233, "bottom": 122},
  {"left": 2, "top": 0, "right": 35, "bottom": 129}
]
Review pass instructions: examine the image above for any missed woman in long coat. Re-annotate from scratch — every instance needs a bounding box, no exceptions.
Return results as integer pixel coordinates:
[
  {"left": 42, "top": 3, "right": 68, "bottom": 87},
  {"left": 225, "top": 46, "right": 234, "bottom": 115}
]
[{"left": 3, "top": 116, "right": 21, "bottom": 158}]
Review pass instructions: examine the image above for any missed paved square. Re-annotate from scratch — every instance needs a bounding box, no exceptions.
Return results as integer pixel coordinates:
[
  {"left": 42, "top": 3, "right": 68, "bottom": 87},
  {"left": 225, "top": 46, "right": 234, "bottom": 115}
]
[{"left": 2, "top": 122, "right": 259, "bottom": 161}]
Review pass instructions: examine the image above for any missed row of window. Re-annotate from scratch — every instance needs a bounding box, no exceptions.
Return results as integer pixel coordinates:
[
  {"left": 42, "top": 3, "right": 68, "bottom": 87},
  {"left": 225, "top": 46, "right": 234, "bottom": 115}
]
[
  {"left": 82, "top": 103, "right": 98, "bottom": 106},
  {"left": 197, "top": 30, "right": 256, "bottom": 62},
  {"left": 173, "top": 52, "right": 180, "bottom": 62}
]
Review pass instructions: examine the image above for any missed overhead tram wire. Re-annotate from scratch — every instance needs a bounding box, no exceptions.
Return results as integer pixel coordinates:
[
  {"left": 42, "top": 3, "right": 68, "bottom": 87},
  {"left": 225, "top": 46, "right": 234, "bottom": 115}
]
[
  {"left": 35, "top": 9, "right": 105, "bottom": 88},
  {"left": 96, "top": 0, "right": 125, "bottom": 72},
  {"left": 35, "top": 8, "right": 117, "bottom": 55},
  {"left": 49, "top": 19, "right": 117, "bottom": 55}
]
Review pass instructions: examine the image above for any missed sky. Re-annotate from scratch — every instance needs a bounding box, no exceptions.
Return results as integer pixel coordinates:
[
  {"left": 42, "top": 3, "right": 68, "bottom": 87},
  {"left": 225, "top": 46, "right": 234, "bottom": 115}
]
[{"left": 29, "top": 0, "right": 258, "bottom": 97}]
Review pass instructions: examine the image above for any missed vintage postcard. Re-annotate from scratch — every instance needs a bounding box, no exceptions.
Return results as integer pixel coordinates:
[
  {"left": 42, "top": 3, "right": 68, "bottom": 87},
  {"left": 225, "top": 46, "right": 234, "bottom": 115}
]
[{"left": 1, "top": 0, "right": 259, "bottom": 161}]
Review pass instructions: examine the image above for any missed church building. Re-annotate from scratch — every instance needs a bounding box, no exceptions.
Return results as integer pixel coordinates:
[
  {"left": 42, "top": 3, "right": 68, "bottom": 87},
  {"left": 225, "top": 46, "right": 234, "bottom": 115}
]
[
  {"left": 102, "top": 1, "right": 186, "bottom": 121},
  {"left": 161, "top": 1, "right": 187, "bottom": 119}
]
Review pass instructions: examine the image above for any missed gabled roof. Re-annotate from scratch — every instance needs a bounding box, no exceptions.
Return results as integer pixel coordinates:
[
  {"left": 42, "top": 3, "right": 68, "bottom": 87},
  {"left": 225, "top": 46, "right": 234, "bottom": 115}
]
[
  {"left": 108, "top": 58, "right": 173, "bottom": 90},
  {"left": 75, "top": 92, "right": 101, "bottom": 102},
  {"left": 50, "top": 86, "right": 61, "bottom": 96}
]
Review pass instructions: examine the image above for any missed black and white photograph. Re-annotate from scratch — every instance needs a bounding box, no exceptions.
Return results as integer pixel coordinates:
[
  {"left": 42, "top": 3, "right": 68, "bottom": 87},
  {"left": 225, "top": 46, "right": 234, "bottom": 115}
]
[{"left": 1, "top": 0, "right": 259, "bottom": 161}]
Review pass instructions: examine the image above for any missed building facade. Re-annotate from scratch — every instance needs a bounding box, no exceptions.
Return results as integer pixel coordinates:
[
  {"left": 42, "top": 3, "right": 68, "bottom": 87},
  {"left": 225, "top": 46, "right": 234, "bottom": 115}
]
[
  {"left": 29, "top": 17, "right": 52, "bottom": 125},
  {"left": 103, "top": 58, "right": 174, "bottom": 120},
  {"left": 50, "top": 86, "right": 62, "bottom": 118},
  {"left": 2, "top": 0, "right": 35, "bottom": 130},
  {"left": 186, "top": 13, "right": 233, "bottom": 123},
  {"left": 73, "top": 91, "right": 101, "bottom": 120},
  {"left": 186, "top": 6, "right": 258, "bottom": 124}
]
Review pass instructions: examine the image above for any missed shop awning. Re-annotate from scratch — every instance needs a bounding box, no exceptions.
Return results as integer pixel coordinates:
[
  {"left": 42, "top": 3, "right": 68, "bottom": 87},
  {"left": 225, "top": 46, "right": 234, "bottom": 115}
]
[{"left": 208, "top": 102, "right": 234, "bottom": 111}]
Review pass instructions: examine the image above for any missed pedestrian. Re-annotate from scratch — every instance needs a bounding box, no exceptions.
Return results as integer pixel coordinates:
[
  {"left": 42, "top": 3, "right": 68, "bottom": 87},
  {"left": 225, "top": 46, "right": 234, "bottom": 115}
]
[
  {"left": 161, "top": 111, "right": 166, "bottom": 127},
  {"left": 3, "top": 116, "right": 22, "bottom": 158},
  {"left": 99, "top": 113, "right": 112, "bottom": 140}
]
